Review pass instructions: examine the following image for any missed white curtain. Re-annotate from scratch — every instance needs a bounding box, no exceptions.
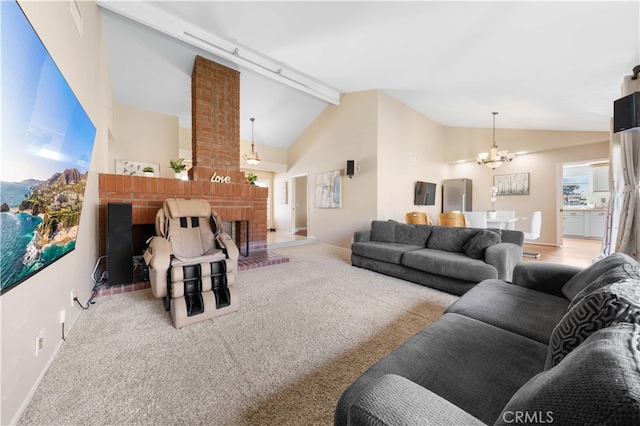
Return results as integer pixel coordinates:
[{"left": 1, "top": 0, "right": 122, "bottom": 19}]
[
  {"left": 615, "top": 131, "right": 640, "bottom": 260},
  {"left": 600, "top": 128, "right": 623, "bottom": 257},
  {"left": 601, "top": 75, "right": 640, "bottom": 260}
]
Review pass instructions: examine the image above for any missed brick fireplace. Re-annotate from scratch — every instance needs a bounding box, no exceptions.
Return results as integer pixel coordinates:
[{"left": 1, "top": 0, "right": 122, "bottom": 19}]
[{"left": 97, "top": 56, "right": 271, "bottom": 288}]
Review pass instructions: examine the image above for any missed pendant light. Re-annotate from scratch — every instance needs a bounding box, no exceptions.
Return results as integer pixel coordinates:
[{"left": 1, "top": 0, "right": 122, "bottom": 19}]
[
  {"left": 243, "top": 117, "right": 260, "bottom": 165},
  {"left": 476, "top": 112, "right": 515, "bottom": 170}
]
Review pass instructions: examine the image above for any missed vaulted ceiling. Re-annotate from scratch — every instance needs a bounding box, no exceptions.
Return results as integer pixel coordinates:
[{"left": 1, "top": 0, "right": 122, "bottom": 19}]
[{"left": 99, "top": 1, "right": 640, "bottom": 149}]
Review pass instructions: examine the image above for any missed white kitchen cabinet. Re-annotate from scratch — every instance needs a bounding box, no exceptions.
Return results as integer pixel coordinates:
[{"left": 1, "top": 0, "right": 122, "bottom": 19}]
[
  {"left": 563, "top": 211, "right": 584, "bottom": 236},
  {"left": 592, "top": 166, "right": 609, "bottom": 192},
  {"left": 589, "top": 211, "right": 607, "bottom": 238}
]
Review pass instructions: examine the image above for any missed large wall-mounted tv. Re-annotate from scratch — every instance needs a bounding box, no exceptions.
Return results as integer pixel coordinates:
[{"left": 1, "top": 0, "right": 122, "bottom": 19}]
[
  {"left": 414, "top": 181, "right": 436, "bottom": 206},
  {"left": 1, "top": 1, "right": 97, "bottom": 294}
]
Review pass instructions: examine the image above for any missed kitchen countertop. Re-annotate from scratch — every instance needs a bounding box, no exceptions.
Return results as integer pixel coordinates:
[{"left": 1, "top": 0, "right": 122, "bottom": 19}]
[{"left": 563, "top": 207, "right": 607, "bottom": 211}]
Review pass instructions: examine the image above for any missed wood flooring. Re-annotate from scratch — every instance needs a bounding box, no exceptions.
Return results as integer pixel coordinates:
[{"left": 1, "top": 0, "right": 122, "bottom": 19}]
[{"left": 522, "top": 237, "right": 602, "bottom": 268}]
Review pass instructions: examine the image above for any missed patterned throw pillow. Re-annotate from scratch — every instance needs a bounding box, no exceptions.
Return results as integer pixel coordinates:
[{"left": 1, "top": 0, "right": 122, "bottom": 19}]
[
  {"left": 568, "top": 262, "right": 640, "bottom": 311},
  {"left": 561, "top": 252, "right": 636, "bottom": 300},
  {"left": 546, "top": 279, "right": 640, "bottom": 369}
]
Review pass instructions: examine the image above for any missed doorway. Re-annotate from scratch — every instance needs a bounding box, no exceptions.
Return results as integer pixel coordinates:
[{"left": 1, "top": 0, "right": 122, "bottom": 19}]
[
  {"left": 292, "top": 174, "right": 308, "bottom": 236},
  {"left": 558, "top": 159, "right": 609, "bottom": 252}
]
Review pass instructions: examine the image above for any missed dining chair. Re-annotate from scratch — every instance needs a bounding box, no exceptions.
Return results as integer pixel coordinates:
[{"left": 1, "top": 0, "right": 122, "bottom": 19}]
[
  {"left": 523, "top": 211, "right": 542, "bottom": 258},
  {"left": 405, "top": 211, "right": 433, "bottom": 225},
  {"left": 464, "top": 212, "right": 488, "bottom": 229},
  {"left": 438, "top": 212, "right": 469, "bottom": 227}
]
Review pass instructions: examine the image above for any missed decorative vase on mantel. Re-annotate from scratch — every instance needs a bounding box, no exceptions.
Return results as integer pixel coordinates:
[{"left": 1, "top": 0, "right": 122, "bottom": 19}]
[
  {"left": 487, "top": 210, "right": 497, "bottom": 220},
  {"left": 169, "top": 158, "right": 187, "bottom": 179}
]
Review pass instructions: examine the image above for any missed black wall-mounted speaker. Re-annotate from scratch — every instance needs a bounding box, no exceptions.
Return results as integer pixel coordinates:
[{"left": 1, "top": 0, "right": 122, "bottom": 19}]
[
  {"left": 347, "top": 160, "right": 355, "bottom": 177},
  {"left": 614, "top": 91, "right": 640, "bottom": 133},
  {"left": 106, "top": 202, "right": 133, "bottom": 286}
]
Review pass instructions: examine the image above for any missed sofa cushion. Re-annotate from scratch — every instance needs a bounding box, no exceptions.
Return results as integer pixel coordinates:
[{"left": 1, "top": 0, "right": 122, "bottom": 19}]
[
  {"left": 348, "top": 374, "right": 485, "bottom": 426},
  {"left": 496, "top": 323, "right": 640, "bottom": 426},
  {"left": 394, "top": 223, "right": 432, "bottom": 246},
  {"left": 351, "top": 242, "right": 423, "bottom": 265},
  {"left": 402, "top": 249, "right": 498, "bottom": 282},
  {"left": 546, "top": 278, "right": 640, "bottom": 369},
  {"left": 561, "top": 252, "right": 636, "bottom": 300},
  {"left": 446, "top": 279, "right": 570, "bottom": 344},
  {"left": 462, "top": 229, "right": 502, "bottom": 259},
  {"left": 334, "top": 313, "right": 548, "bottom": 426},
  {"left": 426, "top": 226, "right": 479, "bottom": 253},
  {"left": 370, "top": 220, "right": 397, "bottom": 243}
]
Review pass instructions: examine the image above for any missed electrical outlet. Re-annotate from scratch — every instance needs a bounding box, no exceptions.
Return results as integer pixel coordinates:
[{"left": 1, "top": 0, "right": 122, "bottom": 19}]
[
  {"left": 59, "top": 310, "right": 66, "bottom": 324},
  {"left": 35, "top": 330, "right": 44, "bottom": 356},
  {"left": 70, "top": 289, "right": 75, "bottom": 307}
]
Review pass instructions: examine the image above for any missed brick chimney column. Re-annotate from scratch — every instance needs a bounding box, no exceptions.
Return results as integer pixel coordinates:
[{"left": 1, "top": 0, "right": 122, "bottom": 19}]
[{"left": 189, "top": 55, "right": 240, "bottom": 181}]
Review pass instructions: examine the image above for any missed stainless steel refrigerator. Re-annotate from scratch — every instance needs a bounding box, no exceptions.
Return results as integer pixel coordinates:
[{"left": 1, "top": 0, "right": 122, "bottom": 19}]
[{"left": 442, "top": 178, "right": 472, "bottom": 212}]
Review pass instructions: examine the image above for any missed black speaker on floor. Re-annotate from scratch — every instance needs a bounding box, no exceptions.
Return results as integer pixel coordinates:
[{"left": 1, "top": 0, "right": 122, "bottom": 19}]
[
  {"left": 107, "top": 203, "right": 132, "bottom": 286},
  {"left": 346, "top": 160, "right": 355, "bottom": 178}
]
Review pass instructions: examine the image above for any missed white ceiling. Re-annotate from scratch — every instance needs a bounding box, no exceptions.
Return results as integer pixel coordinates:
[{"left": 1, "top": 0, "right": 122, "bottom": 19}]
[{"left": 100, "top": 1, "right": 640, "bottom": 149}]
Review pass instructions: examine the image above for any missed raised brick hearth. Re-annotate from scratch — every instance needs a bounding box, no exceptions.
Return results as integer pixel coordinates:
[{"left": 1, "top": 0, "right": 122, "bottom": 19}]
[{"left": 95, "top": 251, "right": 289, "bottom": 298}]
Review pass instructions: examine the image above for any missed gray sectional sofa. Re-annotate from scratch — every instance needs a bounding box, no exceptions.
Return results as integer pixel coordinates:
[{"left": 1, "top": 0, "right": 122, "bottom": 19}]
[
  {"left": 351, "top": 220, "right": 524, "bottom": 295},
  {"left": 335, "top": 253, "right": 640, "bottom": 426}
]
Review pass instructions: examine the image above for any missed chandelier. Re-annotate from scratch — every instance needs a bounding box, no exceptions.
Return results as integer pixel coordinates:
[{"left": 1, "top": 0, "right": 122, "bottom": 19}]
[
  {"left": 476, "top": 112, "right": 515, "bottom": 170},
  {"left": 243, "top": 117, "right": 260, "bottom": 165}
]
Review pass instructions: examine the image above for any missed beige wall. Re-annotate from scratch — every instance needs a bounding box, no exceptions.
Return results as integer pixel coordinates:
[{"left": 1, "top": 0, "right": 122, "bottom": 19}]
[
  {"left": 275, "top": 91, "right": 379, "bottom": 246},
  {"left": 1, "top": 1, "right": 111, "bottom": 424},
  {"left": 274, "top": 89, "right": 610, "bottom": 249},
  {"left": 377, "top": 92, "right": 450, "bottom": 225},
  {"left": 443, "top": 126, "right": 609, "bottom": 163},
  {"left": 448, "top": 141, "right": 609, "bottom": 246},
  {"left": 110, "top": 103, "right": 179, "bottom": 178}
]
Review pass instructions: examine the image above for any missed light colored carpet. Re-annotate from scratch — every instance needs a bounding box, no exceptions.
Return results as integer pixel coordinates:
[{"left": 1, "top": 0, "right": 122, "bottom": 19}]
[{"left": 18, "top": 244, "right": 458, "bottom": 426}]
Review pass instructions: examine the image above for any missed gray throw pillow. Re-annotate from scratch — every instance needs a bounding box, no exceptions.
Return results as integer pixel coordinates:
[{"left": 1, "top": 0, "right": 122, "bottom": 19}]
[
  {"left": 395, "top": 223, "right": 432, "bottom": 246},
  {"left": 462, "top": 230, "right": 501, "bottom": 259},
  {"left": 370, "top": 220, "right": 397, "bottom": 243},
  {"left": 426, "top": 227, "right": 478, "bottom": 253},
  {"left": 496, "top": 323, "right": 640, "bottom": 426},
  {"left": 561, "top": 252, "right": 636, "bottom": 300},
  {"left": 546, "top": 278, "right": 640, "bottom": 369}
]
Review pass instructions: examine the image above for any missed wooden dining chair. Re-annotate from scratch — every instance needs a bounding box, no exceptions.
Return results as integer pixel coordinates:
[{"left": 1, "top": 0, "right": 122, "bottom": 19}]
[
  {"left": 405, "top": 211, "right": 433, "bottom": 225},
  {"left": 438, "top": 212, "right": 469, "bottom": 227}
]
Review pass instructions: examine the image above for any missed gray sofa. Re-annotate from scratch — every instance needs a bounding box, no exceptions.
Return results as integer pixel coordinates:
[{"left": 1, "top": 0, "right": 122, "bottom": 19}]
[
  {"left": 351, "top": 220, "right": 524, "bottom": 295},
  {"left": 335, "top": 252, "right": 640, "bottom": 426}
]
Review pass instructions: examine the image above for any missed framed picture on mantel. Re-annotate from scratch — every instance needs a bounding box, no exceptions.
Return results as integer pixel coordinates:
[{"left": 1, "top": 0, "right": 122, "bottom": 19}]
[{"left": 115, "top": 160, "right": 160, "bottom": 177}]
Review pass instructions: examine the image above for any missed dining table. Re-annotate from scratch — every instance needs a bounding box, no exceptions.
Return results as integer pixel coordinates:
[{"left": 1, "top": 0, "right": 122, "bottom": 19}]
[{"left": 486, "top": 216, "right": 526, "bottom": 230}]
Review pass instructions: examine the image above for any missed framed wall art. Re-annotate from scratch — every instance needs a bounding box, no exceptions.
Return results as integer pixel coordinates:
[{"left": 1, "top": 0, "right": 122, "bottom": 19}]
[
  {"left": 315, "top": 169, "right": 342, "bottom": 208},
  {"left": 493, "top": 172, "right": 530, "bottom": 196}
]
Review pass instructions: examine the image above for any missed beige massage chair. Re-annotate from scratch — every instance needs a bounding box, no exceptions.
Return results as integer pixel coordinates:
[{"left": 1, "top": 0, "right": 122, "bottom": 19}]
[{"left": 143, "top": 199, "right": 239, "bottom": 328}]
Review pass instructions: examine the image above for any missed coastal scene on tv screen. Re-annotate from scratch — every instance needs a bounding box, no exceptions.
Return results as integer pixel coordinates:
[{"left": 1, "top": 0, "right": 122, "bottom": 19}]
[{"left": 0, "top": 1, "right": 96, "bottom": 294}]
